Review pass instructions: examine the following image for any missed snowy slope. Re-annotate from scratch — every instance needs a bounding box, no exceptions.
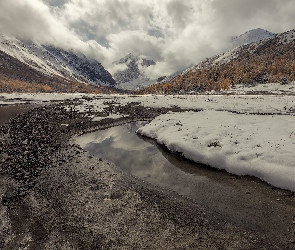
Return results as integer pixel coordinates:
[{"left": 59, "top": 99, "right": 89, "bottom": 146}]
[
  {"left": 198, "top": 29, "right": 295, "bottom": 70},
  {"left": 0, "top": 35, "right": 116, "bottom": 87},
  {"left": 44, "top": 46, "right": 116, "bottom": 86},
  {"left": 275, "top": 29, "right": 295, "bottom": 44},
  {"left": 190, "top": 29, "right": 276, "bottom": 73},
  {"left": 114, "top": 53, "right": 156, "bottom": 89},
  {"left": 159, "top": 28, "right": 276, "bottom": 84},
  {"left": 230, "top": 28, "right": 275, "bottom": 48}
]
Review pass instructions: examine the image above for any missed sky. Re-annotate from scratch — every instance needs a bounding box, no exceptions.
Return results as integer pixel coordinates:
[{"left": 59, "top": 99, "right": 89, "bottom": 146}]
[{"left": 0, "top": 0, "right": 295, "bottom": 78}]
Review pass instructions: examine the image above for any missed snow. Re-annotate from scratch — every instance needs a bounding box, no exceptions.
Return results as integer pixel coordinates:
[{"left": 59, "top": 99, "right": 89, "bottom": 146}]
[
  {"left": 92, "top": 114, "right": 126, "bottom": 121},
  {"left": 230, "top": 28, "right": 275, "bottom": 48},
  {"left": 1, "top": 84, "right": 294, "bottom": 191},
  {"left": 159, "top": 29, "right": 276, "bottom": 82},
  {"left": 276, "top": 29, "right": 295, "bottom": 44},
  {"left": 137, "top": 110, "right": 295, "bottom": 192},
  {"left": 0, "top": 35, "right": 115, "bottom": 86},
  {"left": 224, "top": 82, "right": 295, "bottom": 95},
  {"left": 0, "top": 93, "right": 88, "bottom": 104}
]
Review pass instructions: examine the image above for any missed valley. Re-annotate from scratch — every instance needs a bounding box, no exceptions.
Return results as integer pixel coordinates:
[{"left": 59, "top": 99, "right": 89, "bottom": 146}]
[
  {"left": 0, "top": 15, "right": 294, "bottom": 249},
  {"left": 0, "top": 91, "right": 294, "bottom": 249}
]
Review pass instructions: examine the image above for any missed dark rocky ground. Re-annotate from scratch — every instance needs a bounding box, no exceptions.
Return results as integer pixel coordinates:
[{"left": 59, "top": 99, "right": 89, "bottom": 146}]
[{"left": 0, "top": 99, "right": 294, "bottom": 249}]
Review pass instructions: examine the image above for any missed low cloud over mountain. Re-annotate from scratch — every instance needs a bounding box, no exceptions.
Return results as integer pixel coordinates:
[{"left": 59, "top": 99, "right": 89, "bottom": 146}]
[{"left": 1, "top": 0, "right": 295, "bottom": 79}]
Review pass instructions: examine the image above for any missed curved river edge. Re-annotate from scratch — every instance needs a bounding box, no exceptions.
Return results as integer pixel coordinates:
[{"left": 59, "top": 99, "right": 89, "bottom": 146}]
[{"left": 0, "top": 100, "right": 294, "bottom": 249}]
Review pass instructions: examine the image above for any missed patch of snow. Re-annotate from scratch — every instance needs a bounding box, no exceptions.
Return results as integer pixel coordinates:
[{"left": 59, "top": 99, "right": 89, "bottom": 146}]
[
  {"left": 137, "top": 110, "right": 295, "bottom": 192},
  {"left": 224, "top": 82, "right": 295, "bottom": 95},
  {"left": 276, "top": 29, "right": 295, "bottom": 44},
  {"left": 92, "top": 113, "right": 125, "bottom": 121}
]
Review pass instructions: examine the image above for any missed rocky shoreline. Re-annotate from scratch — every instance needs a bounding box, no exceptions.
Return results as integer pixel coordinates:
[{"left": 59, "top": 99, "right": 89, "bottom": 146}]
[{"left": 0, "top": 100, "right": 294, "bottom": 249}]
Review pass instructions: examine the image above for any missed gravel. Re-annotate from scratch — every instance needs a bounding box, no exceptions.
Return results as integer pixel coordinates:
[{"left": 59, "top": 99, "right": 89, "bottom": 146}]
[{"left": 0, "top": 99, "right": 294, "bottom": 249}]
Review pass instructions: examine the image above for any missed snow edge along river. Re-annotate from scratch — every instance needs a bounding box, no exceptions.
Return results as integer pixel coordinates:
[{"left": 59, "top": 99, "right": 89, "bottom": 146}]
[
  {"left": 1, "top": 90, "right": 294, "bottom": 192},
  {"left": 137, "top": 110, "right": 295, "bottom": 192}
]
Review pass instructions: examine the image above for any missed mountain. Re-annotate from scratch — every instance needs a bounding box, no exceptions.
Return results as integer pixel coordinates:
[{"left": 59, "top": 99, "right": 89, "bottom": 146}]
[
  {"left": 0, "top": 50, "right": 115, "bottom": 93},
  {"left": 113, "top": 53, "right": 156, "bottom": 90},
  {"left": 44, "top": 45, "right": 116, "bottom": 86},
  {"left": 157, "top": 28, "right": 276, "bottom": 86},
  {"left": 0, "top": 35, "right": 116, "bottom": 92},
  {"left": 137, "top": 29, "right": 295, "bottom": 94},
  {"left": 230, "top": 28, "right": 276, "bottom": 48}
]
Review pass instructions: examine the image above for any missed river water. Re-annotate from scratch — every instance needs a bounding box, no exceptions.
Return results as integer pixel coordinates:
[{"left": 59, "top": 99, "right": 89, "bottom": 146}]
[
  {"left": 76, "top": 122, "right": 216, "bottom": 198},
  {"left": 0, "top": 104, "right": 35, "bottom": 126},
  {"left": 76, "top": 122, "right": 295, "bottom": 235}
]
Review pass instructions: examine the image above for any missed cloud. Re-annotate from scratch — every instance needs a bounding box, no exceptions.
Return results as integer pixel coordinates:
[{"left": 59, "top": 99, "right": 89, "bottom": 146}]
[
  {"left": 211, "top": 0, "right": 295, "bottom": 35},
  {"left": 45, "top": 0, "right": 69, "bottom": 7},
  {"left": 1, "top": 0, "right": 295, "bottom": 79},
  {"left": 0, "top": 0, "right": 82, "bottom": 47}
]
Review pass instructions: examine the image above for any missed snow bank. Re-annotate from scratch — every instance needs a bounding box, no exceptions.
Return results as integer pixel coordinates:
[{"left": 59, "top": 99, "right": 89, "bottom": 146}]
[{"left": 137, "top": 110, "right": 295, "bottom": 192}]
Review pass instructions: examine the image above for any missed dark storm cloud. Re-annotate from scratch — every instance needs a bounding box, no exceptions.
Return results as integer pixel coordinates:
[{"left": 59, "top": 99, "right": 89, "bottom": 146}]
[{"left": 45, "top": 0, "right": 69, "bottom": 7}]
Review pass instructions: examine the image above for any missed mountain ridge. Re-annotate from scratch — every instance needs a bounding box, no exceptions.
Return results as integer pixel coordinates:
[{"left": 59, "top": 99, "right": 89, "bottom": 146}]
[
  {"left": 0, "top": 35, "right": 116, "bottom": 92},
  {"left": 230, "top": 28, "right": 276, "bottom": 48},
  {"left": 137, "top": 29, "right": 295, "bottom": 94},
  {"left": 0, "top": 49, "right": 115, "bottom": 93},
  {"left": 157, "top": 28, "right": 276, "bottom": 86}
]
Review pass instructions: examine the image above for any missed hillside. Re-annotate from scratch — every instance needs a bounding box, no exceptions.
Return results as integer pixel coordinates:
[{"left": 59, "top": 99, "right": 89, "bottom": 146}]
[
  {"left": 0, "top": 35, "right": 117, "bottom": 92},
  {"left": 230, "top": 28, "right": 275, "bottom": 48},
  {"left": 156, "top": 28, "right": 277, "bottom": 87},
  {"left": 0, "top": 50, "right": 115, "bottom": 93},
  {"left": 138, "top": 29, "right": 295, "bottom": 94}
]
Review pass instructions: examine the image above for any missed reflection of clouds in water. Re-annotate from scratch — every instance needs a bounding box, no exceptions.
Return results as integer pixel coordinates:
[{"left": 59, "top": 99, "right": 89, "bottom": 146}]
[
  {"left": 76, "top": 124, "right": 150, "bottom": 151},
  {"left": 76, "top": 123, "right": 209, "bottom": 199}
]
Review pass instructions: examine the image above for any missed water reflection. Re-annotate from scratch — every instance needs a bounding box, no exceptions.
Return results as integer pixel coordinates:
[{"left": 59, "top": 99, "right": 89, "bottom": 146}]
[
  {"left": 0, "top": 104, "right": 35, "bottom": 125},
  {"left": 76, "top": 122, "right": 214, "bottom": 199},
  {"left": 75, "top": 122, "right": 295, "bottom": 227}
]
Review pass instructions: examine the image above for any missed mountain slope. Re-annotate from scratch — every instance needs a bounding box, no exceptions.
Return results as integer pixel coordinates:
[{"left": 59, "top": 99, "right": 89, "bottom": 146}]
[
  {"left": 157, "top": 28, "right": 276, "bottom": 86},
  {"left": 0, "top": 50, "right": 115, "bottom": 93},
  {"left": 44, "top": 45, "right": 116, "bottom": 86},
  {"left": 230, "top": 28, "right": 275, "bottom": 48},
  {"left": 113, "top": 53, "right": 156, "bottom": 89},
  {"left": 138, "top": 29, "right": 295, "bottom": 94},
  {"left": 0, "top": 35, "right": 116, "bottom": 88}
]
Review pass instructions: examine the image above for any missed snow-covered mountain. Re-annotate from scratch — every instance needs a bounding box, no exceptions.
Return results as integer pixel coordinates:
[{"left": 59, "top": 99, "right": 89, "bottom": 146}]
[
  {"left": 230, "top": 28, "right": 275, "bottom": 48},
  {"left": 139, "top": 29, "right": 295, "bottom": 94},
  {"left": 113, "top": 53, "right": 156, "bottom": 90},
  {"left": 0, "top": 35, "right": 116, "bottom": 87},
  {"left": 158, "top": 28, "right": 276, "bottom": 85}
]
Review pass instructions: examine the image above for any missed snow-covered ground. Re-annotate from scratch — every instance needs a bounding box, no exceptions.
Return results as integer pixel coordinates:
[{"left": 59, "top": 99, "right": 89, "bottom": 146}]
[
  {"left": 137, "top": 110, "right": 295, "bottom": 192},
  {"left": 0, "top": 82, "right": 294, "bottom": 191},
  {"left": 223, "top": 82, "right": 295, "bottom": 95}
]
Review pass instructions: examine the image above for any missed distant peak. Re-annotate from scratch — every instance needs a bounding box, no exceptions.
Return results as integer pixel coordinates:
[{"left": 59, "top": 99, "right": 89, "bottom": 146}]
[{"left": 230, "top": 28, "right": 276, "bottom": 48}]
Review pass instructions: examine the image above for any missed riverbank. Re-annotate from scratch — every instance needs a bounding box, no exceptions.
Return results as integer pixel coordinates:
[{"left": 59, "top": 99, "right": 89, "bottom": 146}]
[{"left": 0, "top": 96, "right": 294, "bottom": 249}]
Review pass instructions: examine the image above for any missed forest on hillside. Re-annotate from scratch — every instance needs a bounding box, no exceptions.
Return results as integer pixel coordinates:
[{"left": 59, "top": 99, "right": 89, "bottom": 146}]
[
  {"left": 0, "top": 51, "right": 114, "bottom": 93},
  {"left": 138, "top": 38, "right": 295, "bottom": 94}
]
